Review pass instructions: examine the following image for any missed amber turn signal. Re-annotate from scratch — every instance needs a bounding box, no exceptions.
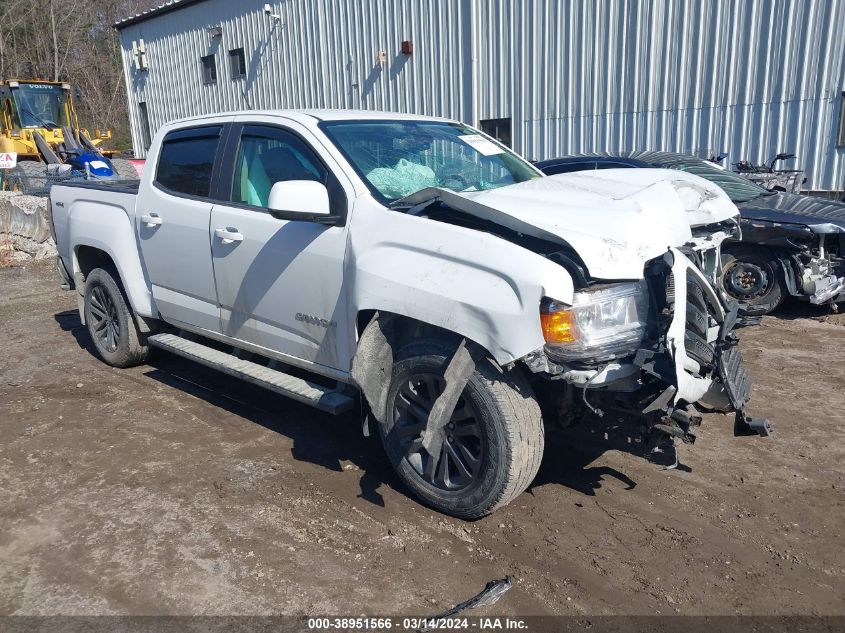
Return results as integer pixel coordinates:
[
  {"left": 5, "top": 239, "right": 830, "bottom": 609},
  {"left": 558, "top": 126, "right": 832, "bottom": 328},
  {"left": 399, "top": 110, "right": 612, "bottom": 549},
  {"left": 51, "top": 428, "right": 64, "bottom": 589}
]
[{"left": 540, "top": 307, "right": 577, "bottom": 344}]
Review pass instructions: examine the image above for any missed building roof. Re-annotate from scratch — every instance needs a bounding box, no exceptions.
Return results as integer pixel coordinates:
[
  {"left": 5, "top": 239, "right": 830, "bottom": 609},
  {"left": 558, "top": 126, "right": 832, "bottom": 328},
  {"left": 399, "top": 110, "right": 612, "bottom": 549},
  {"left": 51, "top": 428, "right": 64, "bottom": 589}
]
[{"left": 114, "top": 0, "right": 206, "bottom": 30}]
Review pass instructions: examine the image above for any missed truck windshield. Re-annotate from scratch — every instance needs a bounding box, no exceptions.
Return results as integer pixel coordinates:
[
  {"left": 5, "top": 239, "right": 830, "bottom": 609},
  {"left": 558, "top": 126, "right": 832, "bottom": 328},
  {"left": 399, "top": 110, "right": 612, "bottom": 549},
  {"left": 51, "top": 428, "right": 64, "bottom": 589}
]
[
  {"left": 12, "top": 83, "right": 70, "bottom": 129},
  {"left": 319, "top": 120, "right": 540, "bottom": 204},
  {"left": 653, "top": 157, "right": 774, "bottom": 204}
]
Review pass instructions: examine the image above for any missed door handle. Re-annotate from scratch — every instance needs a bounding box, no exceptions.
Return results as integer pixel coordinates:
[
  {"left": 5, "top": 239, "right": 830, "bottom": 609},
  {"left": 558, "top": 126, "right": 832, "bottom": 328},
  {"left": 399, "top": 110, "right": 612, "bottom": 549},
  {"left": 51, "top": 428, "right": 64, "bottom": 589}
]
[
  {"left": 141, "top": 213, "right": 162, "bottom": 227},
  {"left": 214, "top": 227, "right": 244, "bottom": 245}
]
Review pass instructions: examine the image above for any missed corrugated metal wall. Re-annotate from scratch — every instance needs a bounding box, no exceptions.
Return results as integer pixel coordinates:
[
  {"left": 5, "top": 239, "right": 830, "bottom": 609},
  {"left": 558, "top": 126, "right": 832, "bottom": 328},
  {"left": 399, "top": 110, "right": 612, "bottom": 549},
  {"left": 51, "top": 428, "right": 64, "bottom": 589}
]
[
  {"left": 477, "top": 0, "right": 845, "bottom": 191},
  {"left": 119, "top": 0, "right": 845, "bottom": 192},
  {"left": 119, "top": 0, "right": 473, "bottom": 157}
]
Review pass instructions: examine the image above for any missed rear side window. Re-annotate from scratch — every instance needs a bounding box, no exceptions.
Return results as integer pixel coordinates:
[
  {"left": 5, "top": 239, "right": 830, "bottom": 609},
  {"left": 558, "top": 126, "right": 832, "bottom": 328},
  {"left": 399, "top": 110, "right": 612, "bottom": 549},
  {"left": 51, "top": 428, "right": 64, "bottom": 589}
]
[{"left": 155, "top": 127, "right": 221, "bottom": 198}]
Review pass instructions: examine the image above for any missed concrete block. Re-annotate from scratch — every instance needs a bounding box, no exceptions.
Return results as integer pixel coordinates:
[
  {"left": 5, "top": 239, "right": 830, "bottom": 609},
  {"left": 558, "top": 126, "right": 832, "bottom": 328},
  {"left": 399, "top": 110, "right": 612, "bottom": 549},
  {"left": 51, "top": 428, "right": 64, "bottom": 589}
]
[{"left": 0, "top": 191, "right": 56, "bottom": 259}]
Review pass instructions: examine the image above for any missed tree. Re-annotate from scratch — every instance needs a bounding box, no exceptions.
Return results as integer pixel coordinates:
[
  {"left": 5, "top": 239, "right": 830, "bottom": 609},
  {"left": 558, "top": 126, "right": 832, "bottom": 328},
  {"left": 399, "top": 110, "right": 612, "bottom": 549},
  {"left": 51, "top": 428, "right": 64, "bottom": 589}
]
[{"left": 0, "top": 0, "right": 160, "bottom": 150}]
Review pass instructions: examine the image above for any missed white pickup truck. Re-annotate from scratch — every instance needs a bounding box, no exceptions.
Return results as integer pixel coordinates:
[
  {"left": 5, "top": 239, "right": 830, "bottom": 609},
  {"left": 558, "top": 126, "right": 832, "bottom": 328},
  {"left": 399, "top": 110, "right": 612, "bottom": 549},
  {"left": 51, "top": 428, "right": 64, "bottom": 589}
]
[{"left": 49, "top": 110, "right": 768, "bottom": 518}]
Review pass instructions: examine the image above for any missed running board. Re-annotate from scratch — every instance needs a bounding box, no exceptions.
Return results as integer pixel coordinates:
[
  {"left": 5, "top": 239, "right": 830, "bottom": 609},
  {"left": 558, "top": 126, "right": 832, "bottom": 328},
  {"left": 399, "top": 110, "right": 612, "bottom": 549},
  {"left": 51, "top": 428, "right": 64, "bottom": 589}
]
[{"left": 147, "top": 333, "right": 354, "bottom": 415}]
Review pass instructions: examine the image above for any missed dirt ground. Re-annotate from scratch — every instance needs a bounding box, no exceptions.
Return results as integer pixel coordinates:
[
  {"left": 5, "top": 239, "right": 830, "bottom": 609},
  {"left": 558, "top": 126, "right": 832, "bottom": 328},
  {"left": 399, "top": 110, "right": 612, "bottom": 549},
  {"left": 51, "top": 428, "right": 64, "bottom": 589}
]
[{"left": 1, "top": 260, "right": 843, "bottom": 617}]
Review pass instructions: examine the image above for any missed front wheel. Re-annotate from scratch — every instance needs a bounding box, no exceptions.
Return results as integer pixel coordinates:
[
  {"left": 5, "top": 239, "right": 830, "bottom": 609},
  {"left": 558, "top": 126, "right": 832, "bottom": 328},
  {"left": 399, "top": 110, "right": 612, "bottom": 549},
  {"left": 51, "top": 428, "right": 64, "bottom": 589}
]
[
  {"left": 720, "top": 250, "right": 787, "bottom": 316},
  {"left": 379, "top": 341, "right": 544, "bottom": 519},
  {"left": 83, "top": 267, "right": 149, "bottom": 367}
]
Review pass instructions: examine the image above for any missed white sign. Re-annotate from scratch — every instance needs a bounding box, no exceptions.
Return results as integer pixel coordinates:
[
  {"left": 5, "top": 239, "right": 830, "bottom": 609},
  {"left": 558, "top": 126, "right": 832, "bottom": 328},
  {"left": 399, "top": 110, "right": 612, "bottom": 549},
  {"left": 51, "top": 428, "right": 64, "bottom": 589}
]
[
  {"left": 0, "top": 152, "right": 17, "bottom": 169},
  {"left": 89, "top": 160, "right": 109, "bottom": 171},
  {"left": 458, "top": 134, "right": 504, "bottom": 156}
]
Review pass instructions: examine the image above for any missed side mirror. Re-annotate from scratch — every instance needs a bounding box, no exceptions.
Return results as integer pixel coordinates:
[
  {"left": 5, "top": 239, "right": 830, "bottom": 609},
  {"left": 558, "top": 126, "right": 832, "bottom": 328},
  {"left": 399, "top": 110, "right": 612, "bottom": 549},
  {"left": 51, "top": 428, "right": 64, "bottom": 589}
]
[
  {"left": 0, "top": 86, "right": 11, "bottom": 101},
  {"left": 267, "top": 180, "right": 334, "bottom": 222}
]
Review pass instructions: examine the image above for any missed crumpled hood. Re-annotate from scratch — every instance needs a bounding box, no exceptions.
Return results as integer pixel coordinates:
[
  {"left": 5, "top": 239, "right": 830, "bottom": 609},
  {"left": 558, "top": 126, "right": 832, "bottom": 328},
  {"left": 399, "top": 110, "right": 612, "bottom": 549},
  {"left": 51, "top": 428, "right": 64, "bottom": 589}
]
[{"left": 406, "top": 168, "right": 739, "bottom": 280}]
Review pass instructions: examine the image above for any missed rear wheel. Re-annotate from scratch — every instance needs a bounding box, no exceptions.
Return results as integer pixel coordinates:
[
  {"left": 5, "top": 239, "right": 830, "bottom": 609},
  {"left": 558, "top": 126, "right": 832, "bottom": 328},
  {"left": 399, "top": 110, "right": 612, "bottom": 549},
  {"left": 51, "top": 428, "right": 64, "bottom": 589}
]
[
  {"left": 721, "top": 249, "right": 786, "bottom": 316},
  {"left": 379, "top": 340, "right": 544, "bottom": 519},
  {"left": 83, "top": 267, "right": 149, "bottom": 367}
]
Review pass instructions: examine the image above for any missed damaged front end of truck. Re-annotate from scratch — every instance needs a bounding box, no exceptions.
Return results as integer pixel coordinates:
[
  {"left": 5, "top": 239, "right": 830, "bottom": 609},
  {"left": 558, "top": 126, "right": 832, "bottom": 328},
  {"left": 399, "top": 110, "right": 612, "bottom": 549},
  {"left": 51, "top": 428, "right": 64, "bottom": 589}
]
[
  {"left": 523, "top": 244, "right": 771, "bottom": 468},
  {"left": 399, "top": 172, "right": 770, "bottom": 466}
]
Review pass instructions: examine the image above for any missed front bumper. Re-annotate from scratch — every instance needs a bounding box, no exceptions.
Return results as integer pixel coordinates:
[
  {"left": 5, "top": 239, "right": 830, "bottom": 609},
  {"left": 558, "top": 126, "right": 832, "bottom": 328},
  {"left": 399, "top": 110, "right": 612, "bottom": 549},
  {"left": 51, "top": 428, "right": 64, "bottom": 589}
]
[{"left": 526, "top": 246, "right": 764, "bottom": 436}]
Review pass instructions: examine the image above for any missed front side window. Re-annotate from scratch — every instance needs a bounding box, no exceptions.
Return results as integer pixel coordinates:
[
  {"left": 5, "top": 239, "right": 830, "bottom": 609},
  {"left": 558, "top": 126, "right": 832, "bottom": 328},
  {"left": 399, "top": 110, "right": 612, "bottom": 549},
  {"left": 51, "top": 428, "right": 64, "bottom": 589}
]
[
  {"left": 231, "top": 127, "right": 325, "bottom": 208},
  {"left": 201, "top": 55, "right": 217, "bottom": 85},
  {"left": 319, "top": 120, "right": 540, "bottom": 204},
  {"left": 155, "top": 127, "right": 221, "bottom": 197}
]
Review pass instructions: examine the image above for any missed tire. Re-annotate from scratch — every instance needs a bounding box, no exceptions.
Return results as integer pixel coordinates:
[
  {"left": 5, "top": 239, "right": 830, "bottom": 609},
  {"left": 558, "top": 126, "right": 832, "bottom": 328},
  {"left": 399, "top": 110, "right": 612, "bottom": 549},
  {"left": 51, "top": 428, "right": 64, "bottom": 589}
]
[
  {"left": 720, "top": 249, "right": 786, "bottom": 316},
  {"left": 109, "top": 158, "right": 140, "bottom": 180},
  {"left": 378, "top": 340, "right": 544, "bottom": 519},
  {"left": 5, "top": 161, "right": 47, "bottom": 195},
  {"left": 83, "top": 267, "right": 149, "bottom": 368}
]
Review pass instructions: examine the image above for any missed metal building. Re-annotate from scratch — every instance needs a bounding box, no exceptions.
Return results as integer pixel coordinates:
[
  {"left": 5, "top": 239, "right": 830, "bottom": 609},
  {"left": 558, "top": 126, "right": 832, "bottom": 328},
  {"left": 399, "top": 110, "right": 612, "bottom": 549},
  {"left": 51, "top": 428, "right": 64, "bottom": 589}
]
[{"left": 116, "top": 0, "right": 845, "bottom": 194}]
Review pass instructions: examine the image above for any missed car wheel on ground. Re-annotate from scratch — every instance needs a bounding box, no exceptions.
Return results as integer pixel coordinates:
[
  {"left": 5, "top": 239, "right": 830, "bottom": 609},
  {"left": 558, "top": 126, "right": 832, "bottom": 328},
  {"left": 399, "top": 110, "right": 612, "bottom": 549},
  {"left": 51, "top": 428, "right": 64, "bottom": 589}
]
[
  {"left": 83, "top": 267, "right": 149, "bottom": 367},
  {"left": 721, "top": 249, "right": 786, "bottom": 316},
  {"left": 378, "top": 340, "right": 544, "bottom": 519}
]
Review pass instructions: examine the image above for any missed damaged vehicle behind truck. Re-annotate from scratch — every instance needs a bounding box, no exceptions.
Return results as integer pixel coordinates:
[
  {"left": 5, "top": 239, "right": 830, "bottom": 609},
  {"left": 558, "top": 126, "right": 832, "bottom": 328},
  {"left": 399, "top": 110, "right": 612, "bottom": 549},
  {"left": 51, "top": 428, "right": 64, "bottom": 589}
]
[
  {"left": 537, "top": 152, "right": 845, "bottom": 316},
  {"left": 49, "top": 111, "right": 767, "bottom": 519}
]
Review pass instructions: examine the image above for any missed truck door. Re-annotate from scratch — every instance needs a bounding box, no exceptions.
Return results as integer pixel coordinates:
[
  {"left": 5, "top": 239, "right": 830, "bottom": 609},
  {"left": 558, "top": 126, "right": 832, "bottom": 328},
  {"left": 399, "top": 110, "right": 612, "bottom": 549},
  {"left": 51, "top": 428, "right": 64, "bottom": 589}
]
[
  {"left": 209, "top": 123, "right": 352, "bottom": 371},
  {"left": 136, "top": 125, "right": 225, "bottom": 332}
]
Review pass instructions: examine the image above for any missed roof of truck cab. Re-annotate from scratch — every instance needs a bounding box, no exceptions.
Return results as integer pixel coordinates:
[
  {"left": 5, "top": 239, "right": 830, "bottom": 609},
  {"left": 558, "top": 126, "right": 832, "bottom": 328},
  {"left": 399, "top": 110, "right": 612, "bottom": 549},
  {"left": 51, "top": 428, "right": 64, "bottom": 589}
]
[{"left": 167, "top": 109, "right": 456, "bottom": 126}]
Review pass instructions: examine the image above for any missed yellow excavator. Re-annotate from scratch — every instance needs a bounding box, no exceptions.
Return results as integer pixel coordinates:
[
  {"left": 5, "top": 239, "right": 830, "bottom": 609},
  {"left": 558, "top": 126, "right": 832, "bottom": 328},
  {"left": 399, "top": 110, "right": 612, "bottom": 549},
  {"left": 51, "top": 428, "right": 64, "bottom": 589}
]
[{"left": 0, "top": 79, "right": 136, "bottom": 194}]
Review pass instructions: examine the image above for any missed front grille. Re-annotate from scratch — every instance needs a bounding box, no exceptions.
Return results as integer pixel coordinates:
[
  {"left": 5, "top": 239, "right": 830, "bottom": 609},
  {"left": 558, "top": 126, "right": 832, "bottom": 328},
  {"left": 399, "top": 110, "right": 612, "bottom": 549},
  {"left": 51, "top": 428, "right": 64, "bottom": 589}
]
[
  {"left": 644, "top": 250, "right": 751, "bottom": 414},
  {"left": 683, "top": 273, "right": 716, "bottom": 373},
  {"left": 646, "top": 254, "right": 719, "bottom": 378}
]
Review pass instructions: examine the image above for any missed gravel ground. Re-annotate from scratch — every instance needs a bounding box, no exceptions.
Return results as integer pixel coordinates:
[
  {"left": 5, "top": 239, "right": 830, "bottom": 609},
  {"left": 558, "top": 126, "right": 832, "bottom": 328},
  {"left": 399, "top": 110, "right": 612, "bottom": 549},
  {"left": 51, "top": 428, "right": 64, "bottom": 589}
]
[{"left": 1, "top": 260, "right": 843, "bottom": 617}]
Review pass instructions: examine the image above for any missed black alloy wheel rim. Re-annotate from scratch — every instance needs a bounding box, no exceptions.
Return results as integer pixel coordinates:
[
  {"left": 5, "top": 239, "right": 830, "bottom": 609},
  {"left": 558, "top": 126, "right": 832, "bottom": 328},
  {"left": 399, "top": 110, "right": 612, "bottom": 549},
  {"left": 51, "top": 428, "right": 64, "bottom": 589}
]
[
  {"left": 392, "top": 373, "right": 484, "bottom": 492},
  {"left": 725, "top": 261, "right": 771, "bottom": 300},
  {"left": 89, "top": 285, "right": 120, "bottom": 353}
]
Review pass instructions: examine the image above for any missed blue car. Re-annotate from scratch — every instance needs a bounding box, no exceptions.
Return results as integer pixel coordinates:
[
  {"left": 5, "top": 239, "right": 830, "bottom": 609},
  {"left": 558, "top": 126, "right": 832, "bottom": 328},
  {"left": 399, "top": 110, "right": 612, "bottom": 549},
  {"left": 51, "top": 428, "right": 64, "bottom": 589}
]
[{"left": 536, "top": 152, "right": 845, "bottom": 316}]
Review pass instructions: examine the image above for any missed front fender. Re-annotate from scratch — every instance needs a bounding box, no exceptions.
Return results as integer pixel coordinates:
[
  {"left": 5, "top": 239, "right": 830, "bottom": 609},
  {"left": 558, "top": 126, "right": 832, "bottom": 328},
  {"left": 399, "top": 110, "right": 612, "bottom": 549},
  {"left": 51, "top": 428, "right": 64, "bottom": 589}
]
[
  {"left": 348, "top": 202, "right": 574, "bottom": 365},
  {"left": 69, "top": 200, "right": 155, "bottom": 318}
]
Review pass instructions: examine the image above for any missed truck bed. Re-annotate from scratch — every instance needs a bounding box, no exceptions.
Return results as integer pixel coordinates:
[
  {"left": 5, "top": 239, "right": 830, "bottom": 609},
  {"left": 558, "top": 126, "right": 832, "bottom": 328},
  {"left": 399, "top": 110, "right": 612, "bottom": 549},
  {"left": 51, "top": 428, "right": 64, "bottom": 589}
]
[{"left": 50, "top": 180, "right": 141, "bottom": 277}]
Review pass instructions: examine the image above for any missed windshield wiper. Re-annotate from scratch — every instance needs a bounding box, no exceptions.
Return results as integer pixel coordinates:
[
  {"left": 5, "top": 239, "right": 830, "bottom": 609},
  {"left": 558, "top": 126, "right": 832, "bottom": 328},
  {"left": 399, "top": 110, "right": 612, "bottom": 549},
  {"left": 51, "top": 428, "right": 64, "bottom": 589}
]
[{"left": 18, "top": 102, "right": 57, "bottom": 130}]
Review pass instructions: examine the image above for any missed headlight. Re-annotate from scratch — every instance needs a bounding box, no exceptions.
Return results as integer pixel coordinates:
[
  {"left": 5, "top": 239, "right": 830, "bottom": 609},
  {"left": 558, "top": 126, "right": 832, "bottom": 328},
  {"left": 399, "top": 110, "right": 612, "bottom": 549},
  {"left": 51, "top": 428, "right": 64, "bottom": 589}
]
[{"left": 540, "top": 282, "right": 650, "bottom": 362}]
